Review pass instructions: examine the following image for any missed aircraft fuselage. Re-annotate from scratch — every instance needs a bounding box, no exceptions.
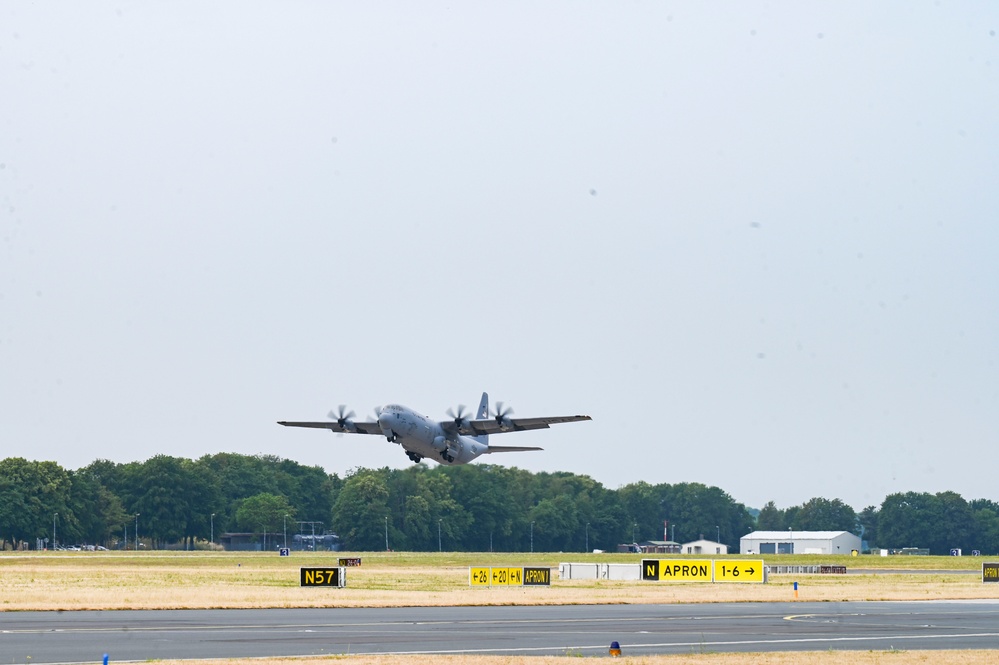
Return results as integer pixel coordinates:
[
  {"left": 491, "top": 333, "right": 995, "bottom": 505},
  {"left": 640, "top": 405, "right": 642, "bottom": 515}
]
[{"left": 377, "top": 404, "right": 486, "bottom": 464}]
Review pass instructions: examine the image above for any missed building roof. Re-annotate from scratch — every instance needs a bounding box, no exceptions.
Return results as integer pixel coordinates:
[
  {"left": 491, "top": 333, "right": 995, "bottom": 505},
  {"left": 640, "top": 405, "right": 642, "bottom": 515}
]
[{"left": 743, "top": 531, "right": 856, "bottom": 540}]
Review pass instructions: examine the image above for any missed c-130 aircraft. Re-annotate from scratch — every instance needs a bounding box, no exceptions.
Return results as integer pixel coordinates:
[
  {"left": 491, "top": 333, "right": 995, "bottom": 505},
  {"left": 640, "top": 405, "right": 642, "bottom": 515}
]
[{"left": 279, "top": 392, "right": 590, "bottom": 465}]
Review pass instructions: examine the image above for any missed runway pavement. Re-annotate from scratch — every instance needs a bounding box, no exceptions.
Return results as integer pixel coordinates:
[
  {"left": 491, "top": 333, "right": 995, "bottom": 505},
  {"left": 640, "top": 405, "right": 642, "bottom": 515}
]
[{"left": 3, "top": 601, "right": 999, "bottom": 663}]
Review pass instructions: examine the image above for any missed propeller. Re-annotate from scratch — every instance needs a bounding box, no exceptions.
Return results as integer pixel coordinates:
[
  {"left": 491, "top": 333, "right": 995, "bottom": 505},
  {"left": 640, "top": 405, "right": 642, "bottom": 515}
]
[
  {"left": 492, "top": 402, "right": 515, "bottom": 430},
  {"left": 447, "top": 404, "right": 471, "bottom": 430},
  {"left": 328, "top": 405, "right": 356, "bottom": 434}
]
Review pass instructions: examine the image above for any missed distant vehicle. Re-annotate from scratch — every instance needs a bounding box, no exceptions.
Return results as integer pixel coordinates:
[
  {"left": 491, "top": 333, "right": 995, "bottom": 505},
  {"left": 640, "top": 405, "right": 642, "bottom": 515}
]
[
  {"left": 279, "top": 392, "right": 590, "bottom": 465},
  {"left": 66, "top": 546, "right": 81, "bottom": 551},
  {"left": 95, "top": 546, "right": 108, "bottom": 551}
]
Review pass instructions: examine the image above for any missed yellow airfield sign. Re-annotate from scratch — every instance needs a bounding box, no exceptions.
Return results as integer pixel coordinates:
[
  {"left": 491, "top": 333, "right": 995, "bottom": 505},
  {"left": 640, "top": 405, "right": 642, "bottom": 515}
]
[
  {"left": 469, "top": 566, "right": 550, "bottom": 586},
  {"left": 642, "top": 559, "right": 768, "bottom": 584},
  {"left": 713, "top": 560, "right": 765, "bottom": 583},
  {"left": 642, "top": 559, "right": 712, "bottom": 581},
  {"left": 492, "top": 567, "right": 523, "bottom": 585}
]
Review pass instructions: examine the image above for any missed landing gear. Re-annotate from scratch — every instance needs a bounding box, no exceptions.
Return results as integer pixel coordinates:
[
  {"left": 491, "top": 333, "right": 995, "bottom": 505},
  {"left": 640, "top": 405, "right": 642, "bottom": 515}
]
[
  {"left": 440, "top": 450, "right": 454, "bottom": 463},
  {"left": 406, "top": 451, "right": 423, "bottom": 463}
]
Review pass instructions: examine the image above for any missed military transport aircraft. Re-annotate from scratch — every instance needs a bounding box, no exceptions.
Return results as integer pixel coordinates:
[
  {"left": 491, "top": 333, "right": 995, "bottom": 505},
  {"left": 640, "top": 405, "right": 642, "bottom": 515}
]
[{"left": 278, "top": 392, "right": 590, "bottom": 465}]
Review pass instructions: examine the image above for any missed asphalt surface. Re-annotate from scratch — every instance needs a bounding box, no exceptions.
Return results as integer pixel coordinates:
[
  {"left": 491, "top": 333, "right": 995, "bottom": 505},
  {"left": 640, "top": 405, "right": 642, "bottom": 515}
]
[{"left": 3, "top": 601, "right": 999, "bottom": 663}]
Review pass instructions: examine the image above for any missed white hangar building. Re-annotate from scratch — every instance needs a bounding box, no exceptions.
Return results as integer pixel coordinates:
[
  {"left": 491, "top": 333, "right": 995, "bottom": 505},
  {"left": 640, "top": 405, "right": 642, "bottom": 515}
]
[
  {"left": 680, "top": 538, "right": 728, "bottom": 555},
  {"left": 740, "top": 531, "right": 861, "bottom": 555}
]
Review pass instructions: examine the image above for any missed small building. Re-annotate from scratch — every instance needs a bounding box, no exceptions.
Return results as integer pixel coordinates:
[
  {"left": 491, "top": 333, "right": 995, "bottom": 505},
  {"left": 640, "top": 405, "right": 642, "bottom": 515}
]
[
  {"left": 740, "top": 530, "right": 861, "bottom": 555},
  {"left": 616, "top": 540, "right": 680, "bottom": 554},
  {"left": 681, "top": 539, "right": 728, "bottom": 555},
  {"left": 641, "top": 540, "right": 681, "bottom": 554}
]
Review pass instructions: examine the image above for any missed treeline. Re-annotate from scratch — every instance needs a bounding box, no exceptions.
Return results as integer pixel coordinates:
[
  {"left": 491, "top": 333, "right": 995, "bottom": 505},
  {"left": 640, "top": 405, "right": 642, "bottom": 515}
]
[
  {"left": 757, "top": 493, "right": 999, "bottom": 556},
  {"left": 0, "top": 454, "right": 337, "bottom": 551},
  {"left": 1, "top": 454, "right": 997, "bottom": 554}
]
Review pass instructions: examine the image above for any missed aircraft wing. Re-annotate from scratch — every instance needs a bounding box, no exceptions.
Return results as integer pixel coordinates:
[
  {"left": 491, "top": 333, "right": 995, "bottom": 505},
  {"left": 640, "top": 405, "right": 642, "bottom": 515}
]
[
  {"left": 277, "top": 420, "right": 383, "bottom": 435},
  {"left": 464, "top": 414, "right": 591, "bottom": 436}
]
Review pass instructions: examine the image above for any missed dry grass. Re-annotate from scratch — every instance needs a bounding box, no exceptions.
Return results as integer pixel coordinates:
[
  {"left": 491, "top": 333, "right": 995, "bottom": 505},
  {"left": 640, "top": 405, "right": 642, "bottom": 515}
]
[{"left": 0, "top": 551, "right": 995, "bottom": 611}]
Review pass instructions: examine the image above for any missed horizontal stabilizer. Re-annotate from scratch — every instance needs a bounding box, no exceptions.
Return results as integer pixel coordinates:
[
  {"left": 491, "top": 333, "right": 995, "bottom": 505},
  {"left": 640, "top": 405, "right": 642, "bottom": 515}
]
[{"left": 484, "top": 445, "right": 543, "bottom": 454}]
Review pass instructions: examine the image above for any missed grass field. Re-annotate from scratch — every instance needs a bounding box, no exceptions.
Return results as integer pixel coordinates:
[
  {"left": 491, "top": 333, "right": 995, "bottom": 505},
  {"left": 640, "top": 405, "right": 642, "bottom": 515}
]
[
  {"left": 2, "top": 551, "right": 997, "bottom": 664},
  {"left": 1, "top": 550, "right": 994, "bottom": 611}
]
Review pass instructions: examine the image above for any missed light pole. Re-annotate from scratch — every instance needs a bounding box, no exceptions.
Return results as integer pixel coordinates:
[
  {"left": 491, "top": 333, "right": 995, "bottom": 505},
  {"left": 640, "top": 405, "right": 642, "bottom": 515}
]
[
  {"left": 53, "top": 512, "right": 58, "bottom": 550},
  {"left": 632, "top": 522, "right": 637, "bottom": 543},
  {"left": 384, "top": 516, "right": 389, "bottom": 551},
  {"left": 671, "top": 523, "right": 675, "bottom": 543},
  {"left": 284, "top": 515, "right": 288, "bottom": 549},
  {"left": 134, "top": 514, "right": 139, "bottom": 551},
  {"left": 530, "top": 521, "right": 535, "bottom": 553},
  {"left": 438, "top": 519, "right": 442, "bottom": 552},
  {"left": 585, "top": 522, "right": 590, "bottom": 553},
  {"left": 210, "top": 513, "right": 215, "bottom": 549},
  {"left": 716, "top": 525, "right": 720, "bottom": 544}
]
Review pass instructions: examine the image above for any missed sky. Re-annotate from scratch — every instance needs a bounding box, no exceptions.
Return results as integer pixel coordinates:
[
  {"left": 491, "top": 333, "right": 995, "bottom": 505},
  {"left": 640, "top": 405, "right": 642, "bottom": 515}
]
[{"left": 2, "top": 2, "right": 997, "bottom": 512}]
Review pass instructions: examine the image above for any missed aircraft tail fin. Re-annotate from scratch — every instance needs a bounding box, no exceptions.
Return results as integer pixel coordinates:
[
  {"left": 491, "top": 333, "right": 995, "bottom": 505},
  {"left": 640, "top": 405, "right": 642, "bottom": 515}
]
[{"left": 473, "top": 392, "right": 489, "bottom": 445}]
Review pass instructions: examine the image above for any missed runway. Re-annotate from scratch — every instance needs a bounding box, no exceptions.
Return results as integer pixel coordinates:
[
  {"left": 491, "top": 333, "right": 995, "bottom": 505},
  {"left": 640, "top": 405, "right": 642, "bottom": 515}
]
[{"left": 4, "top": 601, "right": 999, "bottom": 663}]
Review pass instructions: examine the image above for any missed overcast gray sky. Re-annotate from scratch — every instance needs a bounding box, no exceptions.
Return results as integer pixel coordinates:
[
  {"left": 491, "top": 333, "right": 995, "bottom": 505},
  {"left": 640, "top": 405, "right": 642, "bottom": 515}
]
[{"left": 3, "top": 2, "right": 997, "bottom": 512}]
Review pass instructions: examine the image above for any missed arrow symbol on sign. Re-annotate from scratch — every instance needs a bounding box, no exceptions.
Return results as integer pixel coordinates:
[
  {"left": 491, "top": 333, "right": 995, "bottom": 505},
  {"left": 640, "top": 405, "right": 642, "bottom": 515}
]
[{"left": 746, "top": 567, "right": 755, "bottom": 575}]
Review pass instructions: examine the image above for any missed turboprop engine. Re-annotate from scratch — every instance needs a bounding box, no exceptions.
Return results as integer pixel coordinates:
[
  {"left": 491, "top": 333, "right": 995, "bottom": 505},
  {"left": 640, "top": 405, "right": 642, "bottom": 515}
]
[{"left": 432, "top": 436, "right": 462, "bottom": 463}]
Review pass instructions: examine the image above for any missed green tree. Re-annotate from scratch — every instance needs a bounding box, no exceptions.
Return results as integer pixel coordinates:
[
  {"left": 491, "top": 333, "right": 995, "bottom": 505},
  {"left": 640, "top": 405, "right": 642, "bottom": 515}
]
[
  {"left": 858, "top": 505, "right": 879, "bottom": 550},
  {"left": 66, "top": 469, "right": 129, "bottom": 546},
  {"left": 876, "top": 491, "right": 976, "bottom": 554},
  {"left": 196, "top": 453, "right": 338, "bottom": 542},
  {"left": 529, "top": 494, "right": 579, "bottom": 551},
  {"left": 235, "top": 492, "right": 295, "bottom": 548},
  {"left": 0, "top": 458, "right": 72, "bottom": 550},
  {"left": 332, "top": 470, "right": 391, "bottom": 550},
  {"left": 446, "top": 465, "right": 516, "bottom": 551},
  {"left": 756, "top": 501, "right": 784, "bottom": 530},
  {"left": 617, "top": 481, "right": 661, "bottom": 543},
  {"left": 661, "top": 482, "right": 754, "bottom": 548},
  {"left": 934, "top": 491, "right": 975, "bottom": 554},
  {"left": 793, "top": 497, "right": 857, "bottom": 532},
  {"left": 129, "top": 455, "right": 220, "bottom": 548},
  {"left": 971, "top": 499, "right": 999, "bottom": 555}
]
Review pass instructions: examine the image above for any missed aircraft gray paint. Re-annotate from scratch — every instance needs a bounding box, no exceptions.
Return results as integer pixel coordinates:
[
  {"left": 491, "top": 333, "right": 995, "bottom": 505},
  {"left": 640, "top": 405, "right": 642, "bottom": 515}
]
[{"left": 279, "top": 392, "right": 590, "bottom": 465}]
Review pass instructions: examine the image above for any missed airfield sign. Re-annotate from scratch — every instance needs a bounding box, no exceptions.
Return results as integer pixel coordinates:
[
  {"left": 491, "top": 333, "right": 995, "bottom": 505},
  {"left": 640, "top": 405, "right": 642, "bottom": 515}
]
[
  {"left": 713, "top": 560, "right": 765, "bottom": 583},
  {"left": 642, "top": 559, "right": 767, "bottom": 584},
  {"left": 469, "top": 566, "right": 551, "bottom": 586},
  {"left": 642, "top": 559, "right": 712, "bottom": 581},
  {"left": 492, "top": 567, "right": 523, "bottom": 585},
  {"left": 300, "top": 567, "right": 345, "bottom": 587}
]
